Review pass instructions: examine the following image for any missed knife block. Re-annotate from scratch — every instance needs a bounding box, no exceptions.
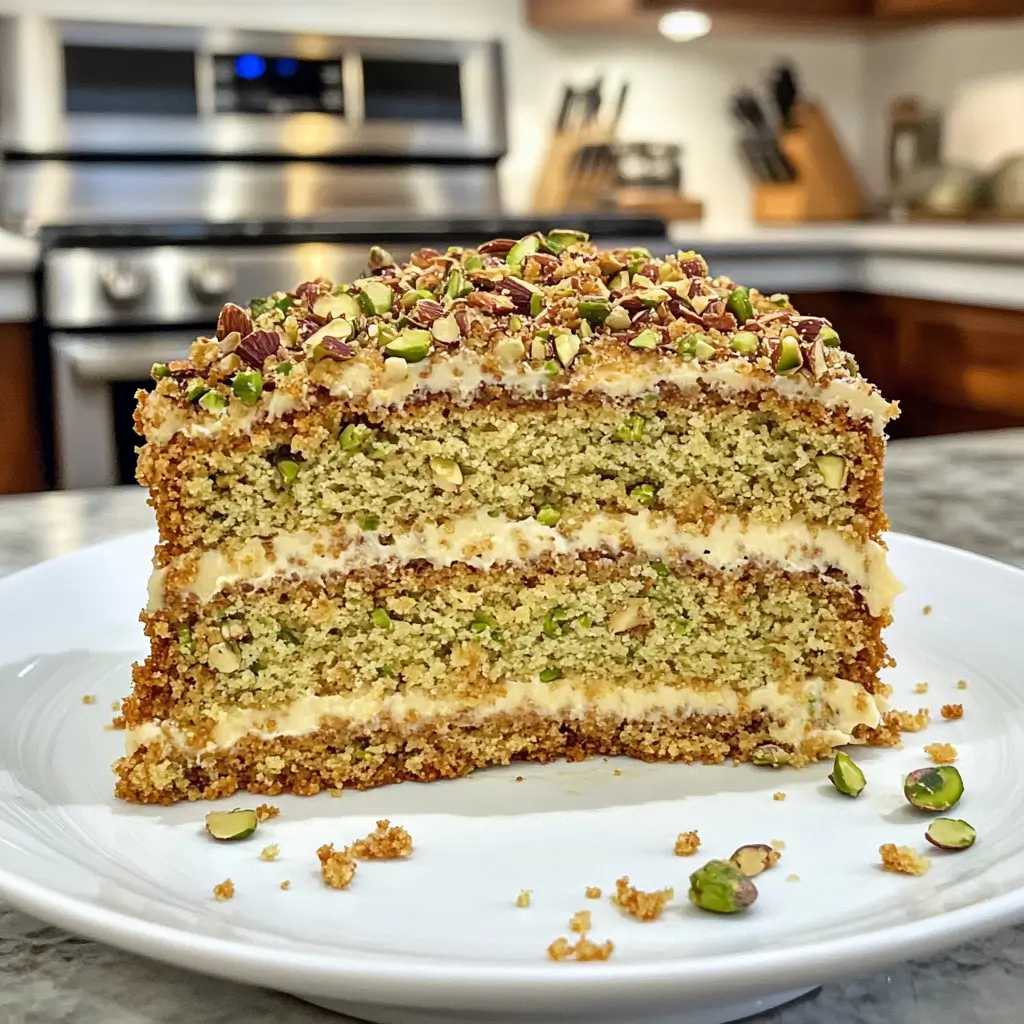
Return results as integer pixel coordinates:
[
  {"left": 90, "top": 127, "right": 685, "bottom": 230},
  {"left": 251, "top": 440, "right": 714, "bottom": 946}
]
[{"left": 753, "top": 103, "right": 862, "bottom": 224}]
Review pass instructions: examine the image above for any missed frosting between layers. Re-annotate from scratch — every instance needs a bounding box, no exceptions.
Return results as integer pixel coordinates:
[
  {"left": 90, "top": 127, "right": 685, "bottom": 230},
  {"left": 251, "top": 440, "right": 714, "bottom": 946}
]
[
  {"left": 143, "top": 353, "right": 897, "bottom": 445},
  {"left": 125, "top": 675, "right": 884, "bottom": 757},
  {"left": 147, "top": 511, "right": 902, "bottom": 617}
]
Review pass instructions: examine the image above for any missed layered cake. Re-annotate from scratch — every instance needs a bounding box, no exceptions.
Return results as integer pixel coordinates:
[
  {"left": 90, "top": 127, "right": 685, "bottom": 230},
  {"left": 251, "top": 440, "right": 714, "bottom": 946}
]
[{"left": 116, "top": 230, "right": 902, "bottom": 804}]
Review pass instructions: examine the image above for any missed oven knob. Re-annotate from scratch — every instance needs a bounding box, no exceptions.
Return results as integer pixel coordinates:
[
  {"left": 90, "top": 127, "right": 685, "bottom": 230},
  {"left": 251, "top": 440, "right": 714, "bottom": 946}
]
[
  {"left": 99, "top": 260, "right": 149, "bottom": 307},
  {"left": 188, "top": 259, "right": 237, "bottom": 303}
]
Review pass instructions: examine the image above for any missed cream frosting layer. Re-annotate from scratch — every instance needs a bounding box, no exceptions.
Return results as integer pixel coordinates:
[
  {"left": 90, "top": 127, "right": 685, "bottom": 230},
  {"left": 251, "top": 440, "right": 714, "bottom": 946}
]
[
  {"left": 143, "top": 352, "right": 897, "bottom": 445},
  {"left": 125, "top": 675, "right": 884, "bottom": 758},
  {"left": 147, "top": 511, "right": 902, "bottom": 617}
]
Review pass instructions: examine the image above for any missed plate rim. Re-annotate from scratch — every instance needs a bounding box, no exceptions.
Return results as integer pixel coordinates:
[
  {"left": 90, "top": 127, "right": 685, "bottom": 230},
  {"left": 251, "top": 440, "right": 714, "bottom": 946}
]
[{"left": 1, "top": 530, "right": 1024, "bottom": 1006}]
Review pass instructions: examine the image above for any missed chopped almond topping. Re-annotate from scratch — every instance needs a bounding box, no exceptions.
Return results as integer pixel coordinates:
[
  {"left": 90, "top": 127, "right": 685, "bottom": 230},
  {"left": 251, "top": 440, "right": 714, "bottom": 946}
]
[
  {"left": 941, "top": 703, "right": 963, "bottom": 720},
  {"left": 611, "top": 876, "right": 673, "bottom": 922},
  {"left": 317, "top": 843, "right": 357, "bottom": 889},
  {"left": 880, "top": 843, "right": 930, "bottom": 876},
  {"left": 924, "top": 742, "right": 957, "bottom": 764},
  {"left": 674, "top": 830, "right": 701, "bottom": 856},
  {"left": 213, "top": 878, "right": 235, "bottom": 900},
  {"left": 347, "top": 819, "right": 413, "bottom": 859}
]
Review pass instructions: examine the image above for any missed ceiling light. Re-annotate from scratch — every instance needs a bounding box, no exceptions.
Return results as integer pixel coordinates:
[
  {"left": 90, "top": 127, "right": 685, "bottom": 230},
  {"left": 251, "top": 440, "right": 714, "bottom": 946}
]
[{"left": 658, "top": 10, "right": 712, "bottom": 42}]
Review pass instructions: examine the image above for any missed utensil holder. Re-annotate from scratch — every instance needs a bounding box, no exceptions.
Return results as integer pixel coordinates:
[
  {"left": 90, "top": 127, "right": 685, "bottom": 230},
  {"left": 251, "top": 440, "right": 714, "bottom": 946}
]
[{"left": 754, "top": 103, "right": 862, "bottom": 223}]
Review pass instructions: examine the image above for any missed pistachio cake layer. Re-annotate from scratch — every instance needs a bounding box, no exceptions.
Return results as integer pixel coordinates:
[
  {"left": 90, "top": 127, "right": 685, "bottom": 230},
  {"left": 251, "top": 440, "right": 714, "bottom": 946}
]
[{"left": 117, "top": 232, "right": 901, "bottom": 804}]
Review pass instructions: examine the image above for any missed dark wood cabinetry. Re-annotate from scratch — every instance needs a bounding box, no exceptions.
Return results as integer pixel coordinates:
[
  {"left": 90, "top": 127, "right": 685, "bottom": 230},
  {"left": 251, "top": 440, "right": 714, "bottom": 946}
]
[
  {"left": 788, "top": 292, "right": 1024, "bottom": 439},
  {"left": 0, "top": 325, "right": 44, "bottom": 494},
  {"left": 528, "top": 0, "right": 1024, "bottom": 30}
]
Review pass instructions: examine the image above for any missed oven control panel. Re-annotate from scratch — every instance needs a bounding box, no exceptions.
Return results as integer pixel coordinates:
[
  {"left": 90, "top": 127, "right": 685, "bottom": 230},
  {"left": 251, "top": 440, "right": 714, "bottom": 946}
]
[{"left": 212, "top": 54, "right": 343, "bottom": 115}]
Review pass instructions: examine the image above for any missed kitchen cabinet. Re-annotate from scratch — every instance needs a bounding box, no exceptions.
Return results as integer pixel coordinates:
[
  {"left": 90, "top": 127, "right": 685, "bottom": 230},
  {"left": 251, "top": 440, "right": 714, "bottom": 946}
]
[
  {"left": 0, "top": 325, "right": 44, "bottom": 494},
  {"left": 873, "top": 0, "right": 1024, "bottom": 17},
  {"left": 788, "top": 292, "right": 1024, "bottom": 439},
  {"left": 529, "top": 0, "right": 1024, "bottom": 30}
]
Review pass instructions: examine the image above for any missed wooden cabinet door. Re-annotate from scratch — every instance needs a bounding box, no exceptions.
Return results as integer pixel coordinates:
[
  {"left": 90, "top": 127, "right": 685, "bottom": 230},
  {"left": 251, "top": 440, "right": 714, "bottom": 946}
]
[
  {"left": 874, "top": 0, "right": 1024, "bottom": 18},
  {"left": 0, "top": 325, "right": 44, "bottom": 493}
]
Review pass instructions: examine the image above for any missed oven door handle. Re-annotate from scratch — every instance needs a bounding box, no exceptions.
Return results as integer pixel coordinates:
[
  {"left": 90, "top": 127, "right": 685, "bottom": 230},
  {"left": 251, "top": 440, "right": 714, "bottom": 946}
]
[{"left": 53, "top": 337, "right": 192, "bottom": 383}]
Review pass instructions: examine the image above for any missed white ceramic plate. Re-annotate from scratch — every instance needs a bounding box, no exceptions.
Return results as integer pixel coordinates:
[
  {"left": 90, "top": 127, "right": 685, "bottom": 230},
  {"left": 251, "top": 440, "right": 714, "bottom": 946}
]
[{"left": 0, "top": 531, "right": 1022, "bottom": 1024}]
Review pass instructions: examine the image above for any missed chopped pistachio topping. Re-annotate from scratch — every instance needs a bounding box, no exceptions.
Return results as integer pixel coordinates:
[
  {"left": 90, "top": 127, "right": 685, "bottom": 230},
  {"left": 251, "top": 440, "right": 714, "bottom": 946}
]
[
  {"left": 370, "top": 608, "right": 392, "bottom": 631},
  {"left": 815, "top": 455, "right": 848, "bottom": 489},
  {"left": 629, "top": 329, "right": 659, "bottom": 350},
  {"left": 430, "top": 456, "right": 463, "bottom": 490},
  {"left": 384, "top": 330, "right": 432, "bottom": 363},
  {"left": 828, "top": 751, "right": 866, "bottom": 797},
  {"left": 536, "top": 504, "right": 561, "bottom": 527},
  {"left": 198, "top": 390, "right": 226, "bottom": 413},
  {"left": 904, "top": 765, "right": 964, "bottom": 812},
  {"left": 539, "top": 667, "right": 562, "bottom": 683},
  {"left": 205, "top": 809, "right": 258, "bottom": 841},
  {"left": 630, "top": 483, "right": 656, "bottom": 507},
  {"left": 617, "top": 413, "right": 646, "bottom": 442},
  {"left": 232, "top": 370, "right": 263, "bottom": 405},
  {"left": 925, "top": 817, "right": 976, "bottom": 851}
]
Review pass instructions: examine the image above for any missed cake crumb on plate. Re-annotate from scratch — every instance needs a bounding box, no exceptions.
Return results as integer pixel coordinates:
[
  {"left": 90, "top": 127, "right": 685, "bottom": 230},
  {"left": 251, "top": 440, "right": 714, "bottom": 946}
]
[
  {"left": 348, "top": 819, "right": 413, "bottom": 859},
  {"left": 81, "top": 694, "right": 96, "bottom": 705},
  {"left": 674, "top": 831, "right": 701, "bottom": 856},
  {"left": 255, "top": 803, "right": 279, "bottom": 822},
  {"left": 516, "top": 889, "right": 532, "bottom": 908},
  {"left": 941, "top": 704, "right": 963, "bottom": 720},
  {"left": 328, "top": 788, "right": 343, "bottom": 798},
  {"left": 547, "top": 935, "right": 614, "bottom": 962},
  {"left": 956, "top": 680, "right": 968, "bottom": 690},
  {"left": 913, "top": 682, "right": 929, "bottom": 694},
  {"left": 612, "top": 876, "right": 673, "bottom": 921},
  {"left": 924, "top": 742, "right": 957, "bottom": 764},
  {"left": 260, "top": 843, "right": 279, "bottom": 862},
  {"left": 880, "top": 843, "right": 929, "bottom": 875},
  {"left": 569, "top": 910, "right": 591, "bottom": 933},
  {"left": 890, "top": 708, "right": 931, "bottom": 732},
  {"left": 773, "top": 791, "right": 786, "bottom": 802},
  {"left": 922, "top": 604, "right": 932, "bottom": 615},
  {"left": 213, "top": 878, "right": 234, "bottom": 900},
  {"left": 280, "top": 880, "right": 291, "bottom": 890},
  {"left": 585, "top": 886, "right": 602, "bottom": 899},
  {"left": 785, "top": 873, "right": 800, "bottom": 882},
  {"left": 317, "top": 844, "right": 357, "bottom": 889},
  {"left": 771, "top": 839, "right": 786, "bottom": 851}
]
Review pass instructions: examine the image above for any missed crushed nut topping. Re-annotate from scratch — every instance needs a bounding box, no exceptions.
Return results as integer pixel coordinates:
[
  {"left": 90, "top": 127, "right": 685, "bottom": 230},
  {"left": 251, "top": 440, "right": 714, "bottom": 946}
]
[
  {"left": 611, "top": 875, "right": 674, "bottom": 922},
  {"left": 674, "top": 830, "right": 701, "bottom": 856},
  {"left": 347, "top": 819, "right": 413, "bottom": 860},
  {"left": 924, "top": 742, "right": 958, "bottom": 764},
  {"left": 879, "top": 843, "right": 930, "bottom": 876},
  {"left": 941, "top": 703, "right": 963, "bottom": 720},
  {"left": 150, "top": 231, "right": 881, "bottom": 419}
]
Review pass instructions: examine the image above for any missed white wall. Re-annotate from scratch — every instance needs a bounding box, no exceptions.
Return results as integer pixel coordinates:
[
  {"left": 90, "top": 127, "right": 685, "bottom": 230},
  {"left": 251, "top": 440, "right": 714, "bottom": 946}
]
[
  {"left": 2, "top": 0, "right": 1023, "bottom": 229},
  {"left": 863, "top": 20, "right": 1024, "bottom": 196}
]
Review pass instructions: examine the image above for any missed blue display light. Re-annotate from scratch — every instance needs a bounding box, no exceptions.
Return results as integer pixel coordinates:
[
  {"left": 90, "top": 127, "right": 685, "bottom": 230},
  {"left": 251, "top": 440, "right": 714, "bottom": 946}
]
[
  {"left": 275, "top": 57, "right": 298, "bottom": 78},
  {"left": 235, "top": 54, "right": 266, "bottom": 80}
]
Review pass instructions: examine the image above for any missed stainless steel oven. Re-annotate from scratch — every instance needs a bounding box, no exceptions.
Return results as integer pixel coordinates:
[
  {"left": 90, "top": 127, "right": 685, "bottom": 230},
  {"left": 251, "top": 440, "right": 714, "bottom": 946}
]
[
  {"left": 0, "top": 18, "right": 505, "bottom": 161},
  {"left": 0, "top": 15, "right": 666, "bottom": 489}
]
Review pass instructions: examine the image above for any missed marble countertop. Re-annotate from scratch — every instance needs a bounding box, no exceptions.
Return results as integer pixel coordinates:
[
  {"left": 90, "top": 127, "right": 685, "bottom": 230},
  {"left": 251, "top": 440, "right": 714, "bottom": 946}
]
[{"left": 3, "top": 429, "right": 1024, "bottom": 1023}]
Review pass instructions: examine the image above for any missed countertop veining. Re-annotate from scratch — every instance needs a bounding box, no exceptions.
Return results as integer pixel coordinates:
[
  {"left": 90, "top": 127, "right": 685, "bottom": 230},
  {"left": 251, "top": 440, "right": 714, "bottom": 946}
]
[{"left": 3, "top": 429, "right": 1024, "bottom": 1023}]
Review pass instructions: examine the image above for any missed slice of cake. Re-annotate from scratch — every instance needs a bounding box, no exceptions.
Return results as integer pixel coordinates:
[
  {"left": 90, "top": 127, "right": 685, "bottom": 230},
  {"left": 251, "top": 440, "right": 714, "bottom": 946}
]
[{"left": 116, "top": 231, "right": 902, "bottom": 804}]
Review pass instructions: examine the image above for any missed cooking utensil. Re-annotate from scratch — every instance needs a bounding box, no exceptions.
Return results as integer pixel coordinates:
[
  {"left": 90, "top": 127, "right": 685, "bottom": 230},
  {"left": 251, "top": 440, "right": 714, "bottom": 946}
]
[
  {"left": 770, "top": 64, "right": 799, "bottom": 131},
  {"left": 731, "top": 90, "right": 796, "bottom": 183}
]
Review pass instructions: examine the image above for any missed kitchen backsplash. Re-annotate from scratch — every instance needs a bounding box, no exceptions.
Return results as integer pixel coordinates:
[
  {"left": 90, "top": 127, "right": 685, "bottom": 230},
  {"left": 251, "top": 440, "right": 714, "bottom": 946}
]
[{"left": 0, "top": 0, "right": 1021, "bottom": 227}]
